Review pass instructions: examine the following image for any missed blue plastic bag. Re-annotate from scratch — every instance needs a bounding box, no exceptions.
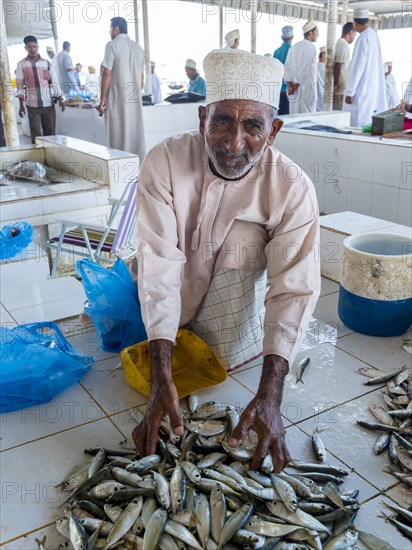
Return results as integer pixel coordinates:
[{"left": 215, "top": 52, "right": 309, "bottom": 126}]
[
  {"left": 0, "top": 222, "right": 33, "bottom": 260},
  {"left": 0, "top": 322, "right": 94, "bottom": 413},
  {"left": 76, "top": 258, "right": 147, "bottom": 352}
]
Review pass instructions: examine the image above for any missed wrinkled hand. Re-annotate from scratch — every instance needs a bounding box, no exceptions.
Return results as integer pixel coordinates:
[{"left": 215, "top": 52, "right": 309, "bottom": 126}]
[
  {"left": 345, "top": 95, "right": 353, "bottom": 105},
  {"left": 132, "top": 381, "right": 184, "bottom": 456},
  {"left": 228, "top": 396, "right": 290, "bottom": 472},
  {"left": 132, "top": 339, "right": 184, "bottom": 456}
]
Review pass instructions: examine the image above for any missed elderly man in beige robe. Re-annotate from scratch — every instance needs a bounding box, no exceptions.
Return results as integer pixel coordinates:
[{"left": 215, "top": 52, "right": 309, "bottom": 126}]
[
  {"left": 131, "top": 49, "right": 320, "bottom": 471},
  {"left": 284, "top": 19, "right": 319, "bottom": 113},
  {"left": 98, "top": 17, "right": 146, "bottom": 162}
]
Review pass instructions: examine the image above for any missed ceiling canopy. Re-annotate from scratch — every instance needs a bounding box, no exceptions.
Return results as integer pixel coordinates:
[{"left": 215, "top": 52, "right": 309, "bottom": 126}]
[
  {"left": 3, "top": 0, "right": 54, "bottom": 45},
  {"left": 179, "top": 0, "right": 412, "bottom": 29}
]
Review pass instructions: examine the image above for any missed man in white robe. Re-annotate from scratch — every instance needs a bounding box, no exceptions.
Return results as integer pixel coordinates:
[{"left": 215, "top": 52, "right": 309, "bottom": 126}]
[
  {"left": 283, "top": 19, "right": 318, "bottom": 114},
  {"left": 316, "top": 47, "right": 326, "bottom": 111},
  {"left": 131, "top": 49, "right": 320, "bottom": 471},
  {"left": 384, "top": 63, "right": 399, "bottom": 109},
  {"left": 98, "top": 17, "right": 146, "bottom": 162},
  {"left": 344, "top": 8, "right": 387, "bottom": 127},
  {"left": 333, "top": 22, "right": 355, "bottom": 110},
  {"left": 150, "top": 61, "right": 162, "bottom": 104}
]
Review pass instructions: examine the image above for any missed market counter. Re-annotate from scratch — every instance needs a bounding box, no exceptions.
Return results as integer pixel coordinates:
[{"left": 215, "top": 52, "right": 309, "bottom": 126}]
[{"left": 21, "top": 101, "right": 202, "bottom": 153}]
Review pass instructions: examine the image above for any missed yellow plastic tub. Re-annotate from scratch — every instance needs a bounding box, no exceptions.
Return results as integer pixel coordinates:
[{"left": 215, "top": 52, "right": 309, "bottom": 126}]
[{"left": 120, "top": 329, "right": 227, "bottom": 399}]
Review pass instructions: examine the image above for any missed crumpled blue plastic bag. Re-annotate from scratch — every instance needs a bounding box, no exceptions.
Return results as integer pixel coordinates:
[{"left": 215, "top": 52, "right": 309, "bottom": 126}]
[
  {"left": 76, "top": 258, "right": 147, "bottom": 352},
  {"left": 0, "top": 322, "right": 94, "bottom": 413},
  {"left": 0, "top": 222, "right": 33, "bottom": 260}
]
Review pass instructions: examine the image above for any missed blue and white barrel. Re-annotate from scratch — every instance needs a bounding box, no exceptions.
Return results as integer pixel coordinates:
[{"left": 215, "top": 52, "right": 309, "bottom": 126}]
[{"left": 338, "top": 232, "right": 412, "bottom": 336}]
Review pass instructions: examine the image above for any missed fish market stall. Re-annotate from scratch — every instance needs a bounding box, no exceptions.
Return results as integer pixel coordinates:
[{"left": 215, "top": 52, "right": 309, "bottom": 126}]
[
  {"left": 0, "top": 136, "right": 139, "bottom": 280},
  {"left": 275, "top": 111, "right": 411, "bottom": 226},
  {"left": 20, "top": 108, "right": 411, "bottom": 227}
]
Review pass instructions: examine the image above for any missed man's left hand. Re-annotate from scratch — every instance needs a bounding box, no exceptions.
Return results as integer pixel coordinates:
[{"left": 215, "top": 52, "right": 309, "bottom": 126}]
[
  {"left": 345, "top": 95, "right": 353, "bottom": 105},
  {"left": 58, "top": 98, "right": 65, "bottom": 113},
  {"left": 228, "top": 354, "right": 290, "bottom": 472},
  {"left": 228, "top": 396, "right": 290, "bottom": 472}
]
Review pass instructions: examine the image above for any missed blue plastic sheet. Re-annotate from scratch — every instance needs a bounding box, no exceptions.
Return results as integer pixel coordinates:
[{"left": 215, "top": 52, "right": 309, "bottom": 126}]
[
  {"left": 76, "top": 258, "right": 147, "bottom": 352},
  {"left": 0, "top": 222, "right": 33, "bottom": 260},
  {"left": 0, "top": 322, "right": 94, "bottom": 413}
]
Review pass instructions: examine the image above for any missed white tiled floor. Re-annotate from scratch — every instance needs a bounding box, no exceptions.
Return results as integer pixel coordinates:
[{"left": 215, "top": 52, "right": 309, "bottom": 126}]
[{"left": 1, "top": 276, "right": 411, "bottom": 548}]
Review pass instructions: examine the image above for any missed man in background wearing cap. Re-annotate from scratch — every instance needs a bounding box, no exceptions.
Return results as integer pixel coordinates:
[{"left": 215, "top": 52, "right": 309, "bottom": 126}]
[
  {"left": 316, "top": 47, "right": 326, "bottom": 111},
  {"left": 132, "top": 49, "right": 320, "bottom": 471},
  {"left": 224, "top": 29, "right": 240, "bottom": 50},
  {"left": 46, "top": 45, "right": 59, "bottom": 78},
  {"left": 344, "top": 8, "right": 387, "bottom": 126},
  {"left": 85, "top": 66, "right": 100, "bottom": 99},
  {"left": 150, "top": 61, "right": 162, "bottom": 104},
  {"left": 185, "top": 59, "right": 206, "bottom": 96},
  {"left": 46, "top": 46, "right": 55, "bottom": 60},
  {"left": 384, "top": 62, "right": 399, "bottom": 109},
  {"left": 98, "top": 17, "right": 146, "bottom": 161},
  {"left": 333, "top": 22, "right": 355, "bottom": 110},
  {"left": 273, "top": 26, "right": 293, "bottom": 115},
  {"left": 284, "top": 19, "right": 318, "bottom": 114}
]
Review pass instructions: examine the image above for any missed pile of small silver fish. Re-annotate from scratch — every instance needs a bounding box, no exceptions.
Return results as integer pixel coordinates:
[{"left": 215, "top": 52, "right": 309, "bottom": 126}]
[
  {"left": 357, "top": 365, "right": 412, "bottom": 542},
  {"left": 49, "top": 396, "right": 392, "bottom": 550}
]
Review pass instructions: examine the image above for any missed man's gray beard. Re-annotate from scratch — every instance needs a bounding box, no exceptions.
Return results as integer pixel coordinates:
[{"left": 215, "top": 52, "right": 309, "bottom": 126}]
[{"left": 205, "top": 140, "right": 266, "bottom": 180}]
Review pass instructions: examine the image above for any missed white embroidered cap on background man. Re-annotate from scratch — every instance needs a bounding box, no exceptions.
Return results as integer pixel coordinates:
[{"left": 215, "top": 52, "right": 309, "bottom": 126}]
[
  {"left": 185, "top": 58, "right": 197, "bottom": 70},
  {"left": 224, "top": 29, "right": 240, "bottom": 47},
  {"left": 302, "top": 19, "right": 317, "bottom": 33},
  {"left": 353, "top": 8, "right": 369, "bottom": 19},
  {"left": 281, "top": 26, "right": 294, "bottom": 39}
]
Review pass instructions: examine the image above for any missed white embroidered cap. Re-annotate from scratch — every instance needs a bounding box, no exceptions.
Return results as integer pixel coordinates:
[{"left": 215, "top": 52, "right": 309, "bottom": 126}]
[
  {"left": 281, "top": 26, "right": 294, "bottom": 38},
  {"left": 224, "top": 29, "right": 240, "bottom": 46},
  {"left": 185, "top": 59, "right": 197, "bottom": 70},
  {"left": 203, "top": 49, "right": 284, "bottom": 109},
  {"left": 353, "top": 8, "right": 369, "bottom": 18},
  {"left": 320, "top": 46, "right": 327, "bottom": 53},
  {"left": 302, "top": 19, "right": 317, "bottom": 33}
]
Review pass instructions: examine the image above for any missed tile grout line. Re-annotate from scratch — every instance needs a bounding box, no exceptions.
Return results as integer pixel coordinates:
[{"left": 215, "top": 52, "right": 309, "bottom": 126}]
[
  {"left": 0, "top": 521, "right": 56, "bottom": 547},
  {"left": 286, "top": 385, "right": 386, "bottom": 427},
  {"left": 0, "top": 415, "right": 108, "bottom": 455},
  {"left": 228, "top": 373, "right": 259, "bottom": 397},
  {"left": 78, "top": 380, "right": 148, "bottom": 440},
  {"left": 334, "top": 341, "right": 409, "bottom": 368}
]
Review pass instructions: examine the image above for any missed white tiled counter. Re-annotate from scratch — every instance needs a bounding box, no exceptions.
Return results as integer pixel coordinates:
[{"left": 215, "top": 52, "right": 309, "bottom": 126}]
[
  {"left": 0, "top": 136, "right": 140, "bottom": 279},
  {"left": 275, "top": 112, "right": 412, "bottom": 226}
]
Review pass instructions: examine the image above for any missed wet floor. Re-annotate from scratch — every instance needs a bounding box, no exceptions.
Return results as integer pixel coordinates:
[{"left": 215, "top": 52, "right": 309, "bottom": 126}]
[{"left": 0, "top": 276, "right": 411, "bottom": 549}]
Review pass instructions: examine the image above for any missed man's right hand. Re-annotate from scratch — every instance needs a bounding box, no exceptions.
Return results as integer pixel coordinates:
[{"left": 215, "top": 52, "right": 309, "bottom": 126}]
[
  {"left": 286, "top": 82, "right": 299, "bottom": 96},
  {"left": 19, "top": 105, "right": 25, "bottom": 118},
  {"left": 97, "top": 98, "right": 106, "bottom": 115},
  {"left": 132, "top": 339, "right": 184, "bottom": 455}
]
